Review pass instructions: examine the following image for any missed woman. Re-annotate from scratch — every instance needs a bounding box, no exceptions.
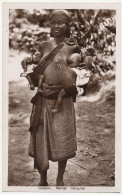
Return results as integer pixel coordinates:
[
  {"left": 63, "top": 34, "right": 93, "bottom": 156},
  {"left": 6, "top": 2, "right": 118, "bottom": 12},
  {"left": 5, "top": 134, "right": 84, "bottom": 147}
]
[{"left": 21, "top": 10, "right": 80, "bottom": 186}]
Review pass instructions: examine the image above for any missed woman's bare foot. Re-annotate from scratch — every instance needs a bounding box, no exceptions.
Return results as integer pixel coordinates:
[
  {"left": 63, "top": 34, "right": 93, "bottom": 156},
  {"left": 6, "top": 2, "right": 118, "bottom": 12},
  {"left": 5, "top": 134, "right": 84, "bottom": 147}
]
[
  {"left": 38, "top": 171, "right": 48, "bottom": 186},
  {"left": 57, "top": 160, "right": 67, "bottom": 186},
  {"left": 56, "top": 177, "right": 64, "bottom": 186},
  {"left": 38, "top": 181, "right": 48, "bottom": 186}
]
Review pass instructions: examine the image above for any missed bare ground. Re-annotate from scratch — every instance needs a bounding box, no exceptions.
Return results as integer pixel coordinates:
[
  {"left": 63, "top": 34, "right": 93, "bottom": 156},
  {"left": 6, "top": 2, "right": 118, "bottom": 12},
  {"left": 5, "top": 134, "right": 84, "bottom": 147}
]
[{"left": 8, "top": 79, "right": 115, "bottom": 186}]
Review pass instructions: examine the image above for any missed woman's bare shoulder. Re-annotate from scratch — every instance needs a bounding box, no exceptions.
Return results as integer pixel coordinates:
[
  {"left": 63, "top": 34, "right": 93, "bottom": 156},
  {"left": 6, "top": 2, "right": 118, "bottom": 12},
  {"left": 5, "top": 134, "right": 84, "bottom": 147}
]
[
  {"left": 38, "top": 40, "right": 50, "bottom": 51},
  {"left": 65, "top": 38, "right": 80, "bottom": 53}
]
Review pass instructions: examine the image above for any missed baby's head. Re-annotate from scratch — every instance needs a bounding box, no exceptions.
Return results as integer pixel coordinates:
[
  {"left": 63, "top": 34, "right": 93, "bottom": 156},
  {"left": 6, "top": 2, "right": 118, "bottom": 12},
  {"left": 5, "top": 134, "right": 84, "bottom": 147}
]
[
  {"left": 33, "top": 51, "right": 43, "bottom": 63},
  {"left": 67, "top": 53, "right": 81, "bottom": 68}
]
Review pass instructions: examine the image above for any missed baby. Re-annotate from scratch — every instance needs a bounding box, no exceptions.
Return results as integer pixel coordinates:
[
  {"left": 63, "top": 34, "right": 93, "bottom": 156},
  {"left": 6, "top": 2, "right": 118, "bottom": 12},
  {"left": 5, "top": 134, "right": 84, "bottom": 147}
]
[
  {"left": 68, "top": 53, "right": 91, "bottom": 96},
  {"left": 51, "top": 53, "right": 81, "bottom": 114},
  {"left": 20, "top": 51, "right": 44, "bottom": 90}
]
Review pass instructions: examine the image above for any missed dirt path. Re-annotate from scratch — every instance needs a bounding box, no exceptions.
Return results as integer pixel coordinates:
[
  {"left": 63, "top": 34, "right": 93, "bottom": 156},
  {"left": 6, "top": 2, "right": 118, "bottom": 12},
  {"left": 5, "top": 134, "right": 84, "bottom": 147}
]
[{"left": 8, "top": 80, "right": 115, "bottom": 186}]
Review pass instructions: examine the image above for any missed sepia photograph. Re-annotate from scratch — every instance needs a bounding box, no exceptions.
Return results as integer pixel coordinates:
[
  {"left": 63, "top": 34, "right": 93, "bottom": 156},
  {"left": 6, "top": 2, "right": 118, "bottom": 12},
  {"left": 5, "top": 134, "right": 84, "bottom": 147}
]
[{"left": 2, "top": 1, "right": 121, "bottom": 193}]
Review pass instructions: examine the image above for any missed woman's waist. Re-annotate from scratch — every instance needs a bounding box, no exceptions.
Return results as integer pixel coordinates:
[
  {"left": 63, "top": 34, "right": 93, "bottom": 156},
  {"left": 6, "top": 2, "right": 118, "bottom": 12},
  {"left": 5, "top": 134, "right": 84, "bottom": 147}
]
[{"left": 38, "top": 83, "right": 62, "bottom": 100}]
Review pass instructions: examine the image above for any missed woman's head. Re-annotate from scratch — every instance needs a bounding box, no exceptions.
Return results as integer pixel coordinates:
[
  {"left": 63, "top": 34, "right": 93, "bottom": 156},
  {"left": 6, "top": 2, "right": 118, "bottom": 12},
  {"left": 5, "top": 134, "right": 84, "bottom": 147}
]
[{"left": 50, "top": 10, "right": 71, "bottom": 38}]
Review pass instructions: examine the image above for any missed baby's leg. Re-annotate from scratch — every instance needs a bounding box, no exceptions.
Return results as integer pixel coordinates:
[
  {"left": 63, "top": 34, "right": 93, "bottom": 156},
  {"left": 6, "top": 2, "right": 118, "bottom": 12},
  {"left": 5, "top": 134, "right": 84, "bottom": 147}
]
[
  {"left": 56, "top": 89, "right": 66, "bottom": 107},
  {"left": 38, "top": 75, "right": 44, "bottom": 89},
  {"left": 26, "top": 74, "right": 35, "bottom": 90},
  {"left": 51, "top": 89, "right": 66, "bottom": 114},
  {"left": 21, "top": 61, "right": 35, "bottom": 90}
]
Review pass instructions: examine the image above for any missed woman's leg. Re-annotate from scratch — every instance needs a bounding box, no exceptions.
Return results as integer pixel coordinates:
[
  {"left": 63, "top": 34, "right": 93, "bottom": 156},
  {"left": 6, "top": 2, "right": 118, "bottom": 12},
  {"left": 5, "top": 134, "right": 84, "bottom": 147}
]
[
  {"left": 38, "top": 171, "right": 48, "bottom": 186},
  {"left": 57, "top": 160, "right": 67, "bottom": 186}
]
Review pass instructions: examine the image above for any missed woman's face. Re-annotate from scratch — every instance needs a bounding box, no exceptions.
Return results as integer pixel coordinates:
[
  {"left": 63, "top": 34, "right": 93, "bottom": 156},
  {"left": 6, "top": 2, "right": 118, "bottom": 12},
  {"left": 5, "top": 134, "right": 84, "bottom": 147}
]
[{"left": 51, "top": 20, "right": 68, "bottom": 37}]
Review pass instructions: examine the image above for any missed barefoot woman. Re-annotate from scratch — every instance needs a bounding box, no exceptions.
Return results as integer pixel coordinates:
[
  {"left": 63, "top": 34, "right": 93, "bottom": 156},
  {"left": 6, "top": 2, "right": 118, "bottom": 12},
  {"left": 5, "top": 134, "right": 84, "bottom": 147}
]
[{"left": 22, "top": 10, "right": 80, "bottom": 186}]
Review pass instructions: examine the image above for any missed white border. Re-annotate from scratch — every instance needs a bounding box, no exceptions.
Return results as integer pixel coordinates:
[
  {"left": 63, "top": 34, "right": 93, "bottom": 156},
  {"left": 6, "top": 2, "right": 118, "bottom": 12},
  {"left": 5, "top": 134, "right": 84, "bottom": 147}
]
[{"left": 1, "top": 1, "right": 121, "bottom": 193}]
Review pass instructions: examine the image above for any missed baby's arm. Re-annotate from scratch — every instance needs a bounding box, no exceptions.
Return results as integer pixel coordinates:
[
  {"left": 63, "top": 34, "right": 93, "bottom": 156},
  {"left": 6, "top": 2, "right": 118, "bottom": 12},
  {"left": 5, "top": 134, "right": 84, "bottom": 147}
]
[
  {"left": 21, "top": 56, "right": 33, "bottom": 71},
  {"left": 21, "top": 56, "right": 35, "bottom": 90}
]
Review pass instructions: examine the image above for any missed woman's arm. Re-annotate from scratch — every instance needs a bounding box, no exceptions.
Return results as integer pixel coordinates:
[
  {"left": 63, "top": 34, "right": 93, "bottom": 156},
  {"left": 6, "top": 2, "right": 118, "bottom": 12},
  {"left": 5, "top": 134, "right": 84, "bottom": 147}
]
[{"left": 74, "top": 45, "right": 81, "bottom": 54}]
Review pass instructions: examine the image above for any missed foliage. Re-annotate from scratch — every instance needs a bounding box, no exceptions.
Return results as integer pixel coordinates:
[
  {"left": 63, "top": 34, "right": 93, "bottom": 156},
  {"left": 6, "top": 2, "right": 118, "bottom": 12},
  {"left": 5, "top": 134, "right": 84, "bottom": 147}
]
[
  {"left": 68, "top": 9, "right": 116, "bottom": 77},
  {"left": 9, "top": 9, "right": 51, "bottom": 52}
]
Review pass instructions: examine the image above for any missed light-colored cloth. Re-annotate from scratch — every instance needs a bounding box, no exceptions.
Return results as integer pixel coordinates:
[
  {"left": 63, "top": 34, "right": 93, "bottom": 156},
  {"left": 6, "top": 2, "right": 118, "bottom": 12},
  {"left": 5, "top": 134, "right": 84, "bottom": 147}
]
[
  {"left": 77, "top": 87, "right": 84, "bottom": 95},
  {"left": 72, "top": 68, "right": 91, "bottom": 86},
  {"left": 72, "top": 68, "right": 91, "bottom": 95},
  {"left": 20, "top": 64, "right": 37, "bottom": 77}
]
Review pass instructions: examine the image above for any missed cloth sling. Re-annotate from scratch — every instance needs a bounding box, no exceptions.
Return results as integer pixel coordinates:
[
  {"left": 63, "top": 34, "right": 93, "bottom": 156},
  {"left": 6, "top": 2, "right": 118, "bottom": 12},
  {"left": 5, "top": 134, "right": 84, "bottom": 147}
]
[{"left": 33, "top": 42, "right": 64, "bottom": 75}]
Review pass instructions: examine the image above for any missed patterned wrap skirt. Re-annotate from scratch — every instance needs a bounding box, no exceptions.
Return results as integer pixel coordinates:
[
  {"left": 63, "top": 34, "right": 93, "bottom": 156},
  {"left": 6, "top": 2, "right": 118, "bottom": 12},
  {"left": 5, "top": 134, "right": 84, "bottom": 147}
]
[{"left": 28, "top": 87, "right": 77, "bottom": 173}]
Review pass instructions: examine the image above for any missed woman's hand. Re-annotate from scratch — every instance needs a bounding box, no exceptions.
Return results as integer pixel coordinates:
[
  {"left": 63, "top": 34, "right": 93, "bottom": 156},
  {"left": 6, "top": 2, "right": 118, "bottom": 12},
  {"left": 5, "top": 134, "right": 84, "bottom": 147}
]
[{"left": 65, "top": 84, "right": 78, "bottom": 97}]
